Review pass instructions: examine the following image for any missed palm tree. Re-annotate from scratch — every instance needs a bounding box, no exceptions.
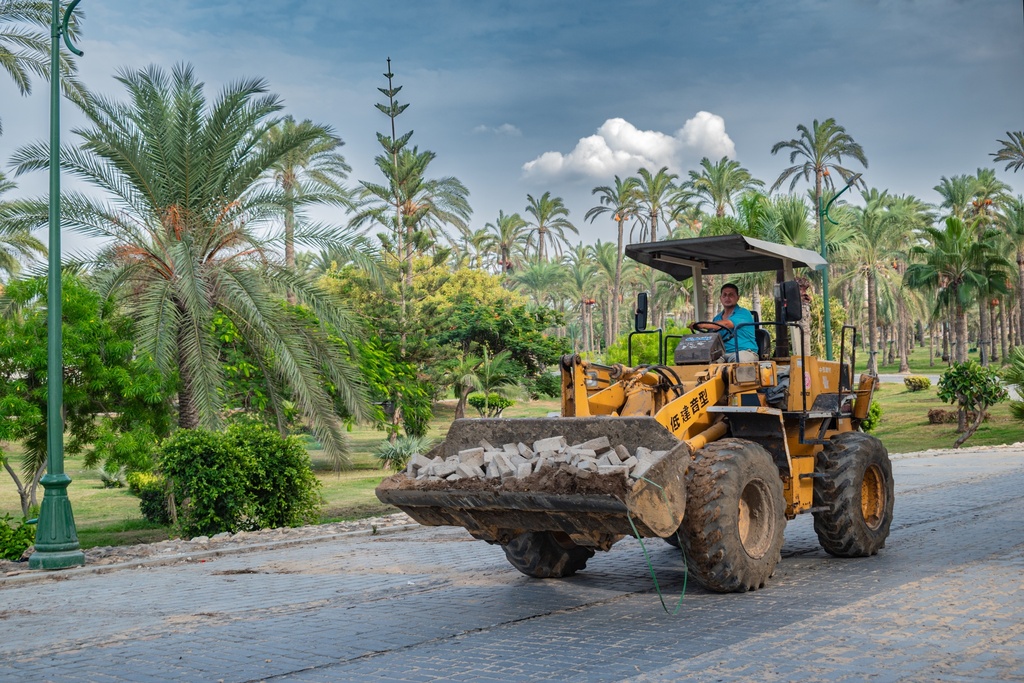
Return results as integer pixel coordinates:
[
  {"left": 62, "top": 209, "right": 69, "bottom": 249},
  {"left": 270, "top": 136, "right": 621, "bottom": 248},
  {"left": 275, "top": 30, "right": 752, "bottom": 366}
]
[
  {"left": 905, "top": 217, "right": 1011, "bottom": 364},
  {"left": 1001, "top": 196, "right": 1024, "bottom": 342},
  {"left": 510, "top": 260, "right": 566, "bottom": 307},
  {"left": 563, "top": 243, "right": 601, "bottom": 353},
  {"left": 5, "top": 63, "right": 368, "bottom": 466},
  {"left": 525, "top": 191, "right": 577, "bottom": 262},
  {"left": 483, "top": 210, "right": 529, "bottom": 274},
  {"left": 842, "top": 190, "right": 905, "bottom": 374},
  {"left": 448, "top": 348, "right": 520, "bottom": 419},
  {"left": 0, "top": 170, "right": 46, "bottom": 278},
  {"left": 966, "top": 168, "right": 1012, "bottom": 364},
  {"left": 586, "top": 175, "right": 638, "bottom": 343},
  {"left": 261, "top": 116, "right": 352, "bottom": 274},
  {"left": 631, "top": 166, "right": 679, "bottom": 243},
  {"left": 0, "top": 0, "right": 88, "bottom": 131},
  {"left": 771, "top": 118, "right": 868, "bottom": 197},
  {"left": 993, "top": 131, "right": 1024, "bottom": 173},
  {"left": 685, "top": 156, "right": 764, "bottom": 218},
  {"left": 933, "top": 175, "right": 977, "bottom": 220},
  {"left": 631, "top": 166, "right": 679, "bottom": 303}
]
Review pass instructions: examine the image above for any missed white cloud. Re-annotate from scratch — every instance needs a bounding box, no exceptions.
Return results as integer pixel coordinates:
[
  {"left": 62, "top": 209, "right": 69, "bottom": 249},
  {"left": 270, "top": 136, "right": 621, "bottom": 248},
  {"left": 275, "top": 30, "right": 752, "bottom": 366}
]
[
  {"left": 522, "top": 113, "right": 736, "bottom": 180},
  {"left": 472, "top": 123, "right": 522, "bottom": 136}
]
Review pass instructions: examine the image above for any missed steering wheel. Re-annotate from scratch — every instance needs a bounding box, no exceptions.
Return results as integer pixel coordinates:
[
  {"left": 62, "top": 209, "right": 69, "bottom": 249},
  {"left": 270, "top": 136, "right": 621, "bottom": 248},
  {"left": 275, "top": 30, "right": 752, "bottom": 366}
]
[{"left": 691, "top": 320, "right": 734, "bottom": 342}]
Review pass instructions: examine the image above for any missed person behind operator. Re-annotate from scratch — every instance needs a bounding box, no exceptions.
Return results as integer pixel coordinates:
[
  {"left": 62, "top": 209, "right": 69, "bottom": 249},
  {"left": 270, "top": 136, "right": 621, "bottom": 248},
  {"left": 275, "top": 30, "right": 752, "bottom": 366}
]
[{"left": 691, "top": 282, "right": 759, "bottom": 362}]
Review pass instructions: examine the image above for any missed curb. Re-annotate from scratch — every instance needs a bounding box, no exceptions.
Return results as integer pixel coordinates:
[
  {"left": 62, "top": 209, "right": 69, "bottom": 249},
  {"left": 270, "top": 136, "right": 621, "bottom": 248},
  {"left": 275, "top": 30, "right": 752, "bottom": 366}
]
[{"left": 0, "top": 522, "right": 421, "bottom": 586}]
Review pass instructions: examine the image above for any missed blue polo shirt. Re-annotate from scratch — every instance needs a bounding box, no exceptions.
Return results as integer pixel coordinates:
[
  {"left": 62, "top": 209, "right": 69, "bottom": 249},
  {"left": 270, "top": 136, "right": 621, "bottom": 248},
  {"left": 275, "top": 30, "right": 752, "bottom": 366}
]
[{"left": 713, "top": 305, "right": 758, "bottom": 354}]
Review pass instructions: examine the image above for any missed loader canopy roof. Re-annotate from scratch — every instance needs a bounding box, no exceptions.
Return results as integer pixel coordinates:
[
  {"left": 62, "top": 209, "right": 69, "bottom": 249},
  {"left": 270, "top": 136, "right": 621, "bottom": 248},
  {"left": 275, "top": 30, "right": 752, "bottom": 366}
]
[{"left": 625, "top": 234, "right": 827, "bottom": 281}]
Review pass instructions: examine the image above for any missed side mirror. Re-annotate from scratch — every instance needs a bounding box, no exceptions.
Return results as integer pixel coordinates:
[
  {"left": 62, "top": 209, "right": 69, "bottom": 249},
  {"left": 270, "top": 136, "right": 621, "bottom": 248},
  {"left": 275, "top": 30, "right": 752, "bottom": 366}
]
[
  {"left": 634, "top": 292, "right": 648, "bottom": 331},
  {"left": 777, "top": 280, "right": 802, "bottom": 322}
]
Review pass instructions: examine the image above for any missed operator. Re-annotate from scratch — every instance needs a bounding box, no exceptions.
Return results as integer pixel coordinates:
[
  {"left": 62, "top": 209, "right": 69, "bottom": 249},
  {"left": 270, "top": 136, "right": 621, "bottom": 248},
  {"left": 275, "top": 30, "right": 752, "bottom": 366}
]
[{"left": 691, "top": 282, "right": 759, "bottom": 362}]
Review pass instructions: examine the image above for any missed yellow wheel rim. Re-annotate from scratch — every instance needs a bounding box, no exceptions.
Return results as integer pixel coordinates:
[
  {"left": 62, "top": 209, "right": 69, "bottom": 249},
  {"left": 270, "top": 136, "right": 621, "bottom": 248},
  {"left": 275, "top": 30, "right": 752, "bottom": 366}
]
[
  {"left": 738, "top": 479, "right": 774, "bottom": 559},
  {"left": 861, "top": 464, "right": 886, "bottom": 530}
]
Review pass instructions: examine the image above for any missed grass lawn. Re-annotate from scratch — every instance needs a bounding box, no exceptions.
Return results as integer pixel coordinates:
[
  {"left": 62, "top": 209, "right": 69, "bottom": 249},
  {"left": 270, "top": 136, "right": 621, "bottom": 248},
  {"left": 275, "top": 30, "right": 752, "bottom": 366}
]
[
  {"left": 1, "top": 383, "right": 1019, "bottom": 549},
  {"left": 848, "top": 340, "right": 1020, "bottom": 376}
]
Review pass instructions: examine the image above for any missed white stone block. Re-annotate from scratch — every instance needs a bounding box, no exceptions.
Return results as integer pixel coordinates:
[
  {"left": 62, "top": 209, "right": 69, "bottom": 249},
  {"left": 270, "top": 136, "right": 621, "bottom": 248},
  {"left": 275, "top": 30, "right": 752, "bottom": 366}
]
[
  {"left": 576, "top": 436, "right": 612, "bottom": 453},
  {"left": 516, "top": 463, "right": 533, "bottom": 479},
  {"left": 533, "top": 436, "right": 567, "bottom": 453}
]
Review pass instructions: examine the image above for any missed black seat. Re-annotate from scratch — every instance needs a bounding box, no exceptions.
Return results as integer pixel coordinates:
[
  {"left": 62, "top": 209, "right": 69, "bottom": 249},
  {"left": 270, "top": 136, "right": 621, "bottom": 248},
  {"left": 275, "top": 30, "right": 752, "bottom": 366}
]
[{"left": 755, "top": 328, "right": 772, "bottom": 360}]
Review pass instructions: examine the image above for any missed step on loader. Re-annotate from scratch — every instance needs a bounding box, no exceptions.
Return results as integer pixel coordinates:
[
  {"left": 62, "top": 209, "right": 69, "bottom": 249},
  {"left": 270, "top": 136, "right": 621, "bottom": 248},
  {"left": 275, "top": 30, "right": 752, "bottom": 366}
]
[{"left": 376, "top": 235, "right": 894, "bottom": 592}]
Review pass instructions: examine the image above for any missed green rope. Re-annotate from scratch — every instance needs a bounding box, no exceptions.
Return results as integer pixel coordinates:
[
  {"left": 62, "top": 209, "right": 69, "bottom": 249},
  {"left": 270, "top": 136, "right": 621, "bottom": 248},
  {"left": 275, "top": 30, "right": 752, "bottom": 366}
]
[{"left": 627, "top": 476, "right": 688, "bottom": 615}]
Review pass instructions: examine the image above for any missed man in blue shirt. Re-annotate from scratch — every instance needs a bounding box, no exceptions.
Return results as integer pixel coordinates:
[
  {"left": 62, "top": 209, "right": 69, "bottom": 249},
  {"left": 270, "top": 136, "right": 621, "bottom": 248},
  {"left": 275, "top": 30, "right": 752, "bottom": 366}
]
[{"left": 692, "top": 282, "right": 759, "bottom": 362}]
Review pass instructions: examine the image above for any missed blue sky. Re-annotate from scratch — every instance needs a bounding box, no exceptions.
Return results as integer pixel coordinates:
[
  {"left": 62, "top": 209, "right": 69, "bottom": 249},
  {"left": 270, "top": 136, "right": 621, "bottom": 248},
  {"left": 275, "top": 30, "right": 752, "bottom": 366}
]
[{"left": 1, "top": 0, "right": 1022, "bottom": 252}]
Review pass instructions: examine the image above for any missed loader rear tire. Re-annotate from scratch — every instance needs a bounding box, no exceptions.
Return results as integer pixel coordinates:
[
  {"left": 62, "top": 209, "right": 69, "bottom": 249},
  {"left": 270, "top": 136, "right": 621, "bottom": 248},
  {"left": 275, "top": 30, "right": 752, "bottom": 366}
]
[
  {"left": 502, "top": 531, "right": 595, "bottom": 578},
  {"left": 680, "top": 439, "right": 786, "bottom": 593},
  {"left": 813, "top": 432, "right": 894, "bottom": 557}
]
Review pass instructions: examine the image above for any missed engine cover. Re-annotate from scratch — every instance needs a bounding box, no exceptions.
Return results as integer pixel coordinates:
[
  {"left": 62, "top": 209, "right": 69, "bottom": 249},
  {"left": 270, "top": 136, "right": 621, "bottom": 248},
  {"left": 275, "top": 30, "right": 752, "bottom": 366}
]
[{"left": 673, "top": 333, "right": 725, "bottom": 364}]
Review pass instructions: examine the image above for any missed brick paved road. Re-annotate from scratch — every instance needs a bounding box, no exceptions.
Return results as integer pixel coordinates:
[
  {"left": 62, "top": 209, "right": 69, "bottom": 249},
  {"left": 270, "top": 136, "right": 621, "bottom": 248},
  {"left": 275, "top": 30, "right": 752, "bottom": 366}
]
[{"left": 0, "top": 447, "right": 1021, "bottom": 682}]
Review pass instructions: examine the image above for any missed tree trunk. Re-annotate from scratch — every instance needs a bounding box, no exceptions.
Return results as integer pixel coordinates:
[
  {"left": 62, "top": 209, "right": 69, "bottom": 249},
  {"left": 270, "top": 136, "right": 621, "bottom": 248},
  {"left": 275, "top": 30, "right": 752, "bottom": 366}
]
[
  {"left": 955, "top": 301, "right": 969, "bottom": 363},
  {"left": 454, "top": 385, "right": 472, "bottom": 420},
  {"left": 928, "top": 320, "right": 935, "bottom": 367},
  {"left": 177, "top": 327, "right": 201, "bottom": 430},
  {"left": 897, "top": 302, "right": 910, "bottom": 374},
  {"left": 612, "top": 217, "right": 624, "bottom": 345},
  {"left": 978, "top": 295, "right": 990, "bottom": 366},
  {"left": 285, "top": 184, "right": 297, "bottom": 305},
  {"left": 953, "top": 401, "right": 987, "bottom": 448},
  {"left": 867, "top": 270, "right": 879, "bottom": 375}
]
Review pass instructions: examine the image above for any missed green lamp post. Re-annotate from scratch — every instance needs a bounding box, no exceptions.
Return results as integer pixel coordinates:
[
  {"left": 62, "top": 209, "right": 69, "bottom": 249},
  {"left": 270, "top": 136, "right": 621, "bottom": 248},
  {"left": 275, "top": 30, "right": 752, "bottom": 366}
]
[
  {"left": 29, "top": 0, "right": 85, "bottom": 570},
  {"left": 817, "top": 172, "right": 861, "bottom": 362}
]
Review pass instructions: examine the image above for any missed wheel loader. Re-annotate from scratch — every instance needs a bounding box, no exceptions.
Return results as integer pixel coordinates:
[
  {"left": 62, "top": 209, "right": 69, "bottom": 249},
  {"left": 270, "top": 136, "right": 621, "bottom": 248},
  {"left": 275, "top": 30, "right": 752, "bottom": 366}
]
[{"left": 376, "top": 234, "right": 895, "bottom": 593}]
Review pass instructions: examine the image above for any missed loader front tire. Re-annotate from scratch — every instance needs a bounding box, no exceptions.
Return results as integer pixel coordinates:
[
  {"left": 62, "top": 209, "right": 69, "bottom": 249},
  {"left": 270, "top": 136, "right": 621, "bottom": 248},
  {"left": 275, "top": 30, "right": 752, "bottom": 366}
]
[
  {"left": 502, "top": 531, "right": 595, "bottom": 578},
  {"left": 813, "top": 432, "right": 894, "bottom": 557},
  {"left": 681, "top": 439, "right": 786, "bottom": 593}
]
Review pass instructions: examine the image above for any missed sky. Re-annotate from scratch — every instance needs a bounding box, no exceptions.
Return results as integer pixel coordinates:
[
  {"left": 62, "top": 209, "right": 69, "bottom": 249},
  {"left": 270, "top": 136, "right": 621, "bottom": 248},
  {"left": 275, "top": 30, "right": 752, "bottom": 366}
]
[{"left": 1, "top": 0, "right": 1022, "bottom": 254}]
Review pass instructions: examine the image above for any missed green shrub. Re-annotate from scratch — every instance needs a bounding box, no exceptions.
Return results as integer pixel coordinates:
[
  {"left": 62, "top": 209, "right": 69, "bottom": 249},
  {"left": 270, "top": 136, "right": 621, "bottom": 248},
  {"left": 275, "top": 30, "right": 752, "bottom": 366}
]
[
  {"left": 0, "top": 514, "right": 35, "bottom": 561},
  {"left": 158, "top": 429, "right": 249, "bottom": 538},
  {"left": 228, "top": 422, "right": 322, "bottom": 529},
  {"left": 127, "top": 472, "right": 172, "bottom": 525},
  {"left": 861, "top": 400, "right": 882, "bottom": 432},
  {"left": 374, "top": 435, "right": 434, "bottom": 471},
  {"left": 904, "top": 375, "right": 932, "bottom": 392},
  {"left": 467, "top": 393, "right": 514, "bottom": 417},
  {"left": 529, "top": 372, "right": 562, "bottom": 399}
]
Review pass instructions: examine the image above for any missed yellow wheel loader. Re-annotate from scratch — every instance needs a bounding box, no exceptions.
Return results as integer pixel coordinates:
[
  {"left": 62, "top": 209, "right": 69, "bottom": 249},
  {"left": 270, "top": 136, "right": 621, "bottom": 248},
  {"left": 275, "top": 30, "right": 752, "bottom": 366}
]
[{"left": 376, "top": 235, "right": 894, "bottom": 593}]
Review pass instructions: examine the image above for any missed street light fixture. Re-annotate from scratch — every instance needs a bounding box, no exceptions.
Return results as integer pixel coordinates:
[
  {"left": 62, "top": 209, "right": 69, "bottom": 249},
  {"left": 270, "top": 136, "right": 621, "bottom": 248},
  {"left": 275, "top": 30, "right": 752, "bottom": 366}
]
[
  {"left": 29, "top": 0, "right": 85, "bottom": 570},
  {"left": 817, "top": 172, "right": 862, "bottom": 362}
]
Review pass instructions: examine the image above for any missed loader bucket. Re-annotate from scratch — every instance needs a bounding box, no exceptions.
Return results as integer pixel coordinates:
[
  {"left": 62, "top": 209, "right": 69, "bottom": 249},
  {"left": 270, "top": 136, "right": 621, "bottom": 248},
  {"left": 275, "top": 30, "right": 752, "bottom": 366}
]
[{"left": 375, "top": 417, "right": 689, "bottom": 548}]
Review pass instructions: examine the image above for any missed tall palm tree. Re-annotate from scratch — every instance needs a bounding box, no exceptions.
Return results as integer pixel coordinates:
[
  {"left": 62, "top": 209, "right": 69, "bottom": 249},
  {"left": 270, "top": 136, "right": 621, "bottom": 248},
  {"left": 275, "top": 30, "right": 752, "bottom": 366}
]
[
  {"left": 770, "top": 118, "right": 868, "bottom": 198},
  {"left": 5, "top": 63, "right": 368, "bottom": 466},
  {"left": 993, "top": 131, "right": 1024, "bottom": 173},
  {"left": 586, "top": 175, "right": 638, "bottom": 343},
  {"left": 631, "top": 166, "right": 679, "bottom": 304},
  {"left": 0, "top": 0, "right": 88, "bottom": 131},
  {"left": 483, "top": 210, "right": 529, "bottom": 274},
  {"left": 525, "top": 191, "right": 576, "bottom": 262},
  {"left": 261, "top": 116, "right": 352, "bottom": 274},
  {"left": 0, "top": 170, "right": 46, "bottom": 278},
  {"left": 933, "top": 174, "right": 977, "bottom": 220},
  {"left": 968, "top": 168, "right": 1012, "bottom": 364},
  {"left": 841, "top": 190, "right": 904, "bottom": 374},
  {"left": 510, "top": 259, "right": 566, "bottom": 307},
  {"left": 1001, "top": 196, "right": 1024, "bottom": 341},
  {"left": 631, "top": 166, "right": 679, "bottom": 243},
  {"left": 563, "top": 243, "right": 601, "bottom": 353},
  {"left": 685, "top": 156, "right": 764, "bottom": 218},
  {"left": 905, "top": 217, "right": 1011, "bottom": 364}
]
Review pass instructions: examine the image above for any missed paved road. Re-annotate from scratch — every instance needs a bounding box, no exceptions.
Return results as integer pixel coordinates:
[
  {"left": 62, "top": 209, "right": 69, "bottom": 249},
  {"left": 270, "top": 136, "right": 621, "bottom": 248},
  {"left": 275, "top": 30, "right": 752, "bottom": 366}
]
[{"left": 1, "top": 447, "right": 1022, "bottom": 683}]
